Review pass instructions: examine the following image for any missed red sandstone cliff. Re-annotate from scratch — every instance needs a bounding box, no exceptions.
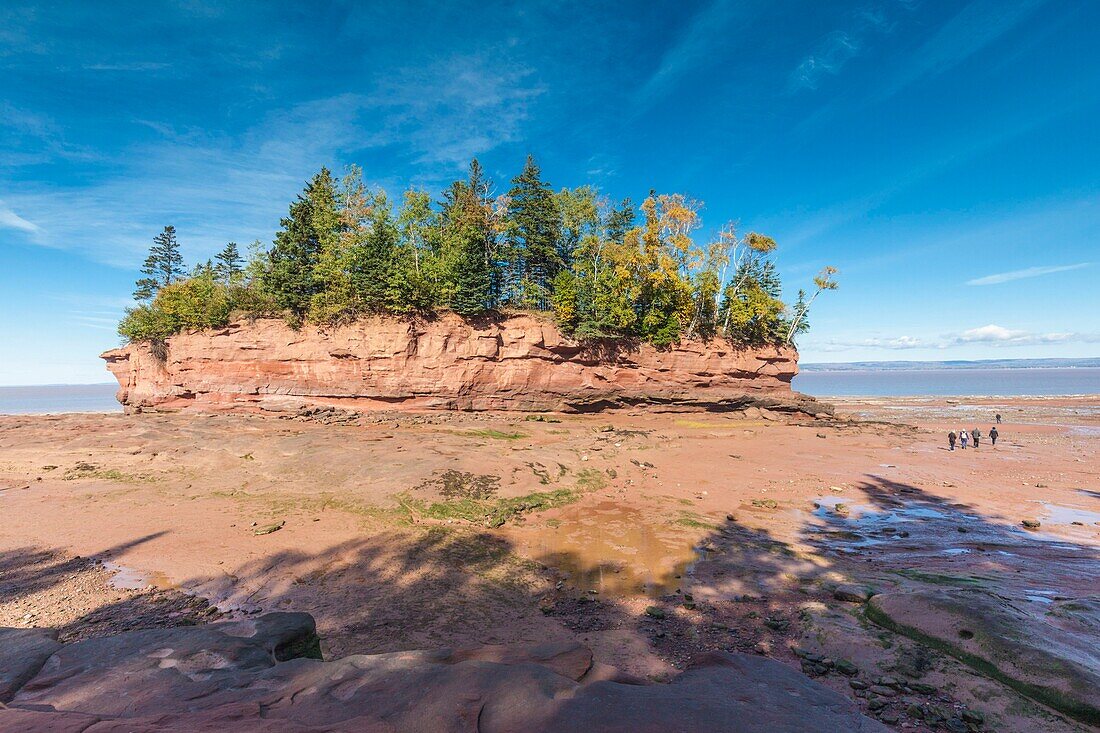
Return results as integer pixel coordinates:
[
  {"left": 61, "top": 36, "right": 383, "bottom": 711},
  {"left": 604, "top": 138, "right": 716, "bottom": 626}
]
[{"left": 101, "top": 314, "right": 824, "bottom": 414}]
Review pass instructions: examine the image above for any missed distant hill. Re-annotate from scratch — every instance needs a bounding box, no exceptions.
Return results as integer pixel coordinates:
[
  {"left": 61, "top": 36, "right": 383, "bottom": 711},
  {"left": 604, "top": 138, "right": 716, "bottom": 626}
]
[{"left": 800, "top": 357, "right": 1100, "bottom": 372}]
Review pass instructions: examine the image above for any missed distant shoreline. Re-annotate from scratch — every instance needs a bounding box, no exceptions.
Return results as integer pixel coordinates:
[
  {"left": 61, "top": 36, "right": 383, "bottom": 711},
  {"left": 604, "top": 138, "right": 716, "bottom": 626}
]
[
  {"left": 0, "top": 383, "right": 122, "bottom": 416},
  {"left": 2, "top": 392, "right": 1098, "bottom": 417},
  {"left": 801, "top": 357, "right": 1100, "bottom": 372}
]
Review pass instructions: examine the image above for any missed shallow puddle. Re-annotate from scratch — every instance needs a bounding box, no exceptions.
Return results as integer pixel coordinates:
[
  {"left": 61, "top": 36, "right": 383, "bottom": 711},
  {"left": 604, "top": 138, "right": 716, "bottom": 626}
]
[
  {"left": 811, "top": 496, "right": 945, "bottom": 523},
  {"left": 509, "top": 501, "right": 707, "bottom": 597},
  {"left": 1024, "top": 590, "right": 1057, "bottom": 604},
  {"left": 103, "top": 562, "right": 176, "bottom": 591},
  {"left": 1036, "top": 502, "right": 1100, "bottom": 526}
]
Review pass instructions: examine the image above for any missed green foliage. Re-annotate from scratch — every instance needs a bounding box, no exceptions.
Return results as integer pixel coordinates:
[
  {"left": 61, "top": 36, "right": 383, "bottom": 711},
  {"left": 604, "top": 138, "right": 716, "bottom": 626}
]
[
  {"left": 401, "top": 487, "right": 580, "bottom": 528},
  {"left": 503, "top": 155, "right": 563, "bottom": 307},
  {"left": 215, "top": 242, "right": 243, "bottom": 284},
  {"left": 785, "top": 266, "right": 839, "bottom": 345},
  {"left": 442, "top": 161, "right": 495, "bottom": 316},
  {"left": 118, "top": 303, "right": 176, "bottom": 343},
  {"left": 119, "top": 159, "right": 833, "bottom": 349},
  {"left": 264, "top": 167, "right": 341, "bottom": 319},
  {"left": 720, "top": 280, "right": 785, "bottom": 345},
  {"left": 447, "top": 228, "right": 493, "bottom": 316},
  {"left": 550, "top": 270, "right": 579, "bottom": 331},
  {"left": 460, "top": 428, "right": 527, "bottom": 440},
  {"left": 134, "top": 225, "right": 185, "bottom": 301},
  {"left": 389, "top": 190, "right": 442, "bottom": 312},
  {"left": 119, "top": 273, "right": 231, "bottom": 343}
]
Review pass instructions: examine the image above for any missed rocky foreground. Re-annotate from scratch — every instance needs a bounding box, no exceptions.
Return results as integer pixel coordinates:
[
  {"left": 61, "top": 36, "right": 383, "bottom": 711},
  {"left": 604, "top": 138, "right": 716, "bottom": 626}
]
[
  {"left": 101, "top": 313, "right": 825, "bottom": 415},
  {"left": 1, "top": 399, "right": 1097, "bottom": 732},
  {"left": 0, "top": 612, "right": 888, "bottom": 732}
]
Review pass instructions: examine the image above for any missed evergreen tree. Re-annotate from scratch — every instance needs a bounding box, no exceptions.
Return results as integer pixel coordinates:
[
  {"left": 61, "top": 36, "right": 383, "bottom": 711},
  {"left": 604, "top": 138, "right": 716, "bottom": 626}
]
[
  {"left": 785, "top": 267, "right": 837, "bottom": 343},
  {"left": 605, "top": 198, "right": 635, "bottom": 245},
  {"left": 192, "top": 259, "right": 215, "bottom": 278},
  {"left": 505, "top": 155, "right": 562, "bottom": 306},
  {"left": 133, "top": 225, "right": 185, "bottom": 300},
  {"left": 448, "top": 223, "right": 493, "bottom": 316},
  {"left": 264, "top": 168, "right": 341, "bottom": 319},
  {"left": 443, "top": 162, "right": 494, "bottom": 316},
  {"left": 215, "top": 242, "right": 243, "bottom": 284},
  {"left": 788, "top": 289, "right": 810, "bottom": 339},
  {"left": 118, "top": 157, "right": 805, "bottom": 349},
  {"left": 347, "top": 191, "right": 399, "bottom": 313}
]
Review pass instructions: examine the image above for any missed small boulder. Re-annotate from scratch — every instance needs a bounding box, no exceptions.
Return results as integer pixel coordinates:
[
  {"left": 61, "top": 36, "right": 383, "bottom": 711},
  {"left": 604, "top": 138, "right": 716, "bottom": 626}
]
[
  {"left": 834, "top": 584, "right": 872, "bottom": 603},
  {"left": 835, "top": 659, "right": 859, "bottom": 676},
  {"left": 254, "top": 520, "right": 286, "bottom": 535}
]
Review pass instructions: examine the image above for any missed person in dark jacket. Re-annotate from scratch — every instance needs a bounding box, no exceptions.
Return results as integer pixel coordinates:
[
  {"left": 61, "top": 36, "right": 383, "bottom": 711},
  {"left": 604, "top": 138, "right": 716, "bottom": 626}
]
[
  {"left": 990, "top": 426, "right": 999, "bottom": 446},
  {"left": 948, "top": 431, "right": 957, "bottom": 450}
]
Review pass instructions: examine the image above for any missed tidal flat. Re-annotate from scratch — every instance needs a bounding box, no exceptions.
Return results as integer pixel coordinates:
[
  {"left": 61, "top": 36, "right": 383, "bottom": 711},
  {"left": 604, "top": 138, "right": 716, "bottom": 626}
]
[{"left": 1, "top": 398, "right": 1097, "bottom": 731}]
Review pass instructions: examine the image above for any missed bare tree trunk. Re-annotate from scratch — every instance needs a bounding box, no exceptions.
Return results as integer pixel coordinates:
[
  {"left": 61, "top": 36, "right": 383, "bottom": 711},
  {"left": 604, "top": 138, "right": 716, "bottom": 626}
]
[{"left": 785, "top": 290, "right": 820, "bottom": 344}]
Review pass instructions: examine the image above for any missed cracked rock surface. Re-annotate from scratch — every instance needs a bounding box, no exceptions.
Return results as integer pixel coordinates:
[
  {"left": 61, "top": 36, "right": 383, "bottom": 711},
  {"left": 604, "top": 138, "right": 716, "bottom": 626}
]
[{"left": 2, "top": 612, "right": 886, "bottom": 732}]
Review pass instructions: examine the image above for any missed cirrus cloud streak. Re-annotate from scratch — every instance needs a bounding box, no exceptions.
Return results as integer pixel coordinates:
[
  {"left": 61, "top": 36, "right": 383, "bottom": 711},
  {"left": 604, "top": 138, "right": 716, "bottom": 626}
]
[
  {"left": 966, "top": 262, "right": 1090, "bottom": 286},
  {"left": 811, "top": 324, "right": 1100, "bottom": 352}
]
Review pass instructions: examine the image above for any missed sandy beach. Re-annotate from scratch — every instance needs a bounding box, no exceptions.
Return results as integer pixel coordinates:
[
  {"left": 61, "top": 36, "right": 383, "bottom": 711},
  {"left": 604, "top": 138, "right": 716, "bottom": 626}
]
[{"left": 1, "top": 396, "right": 1097, "bottom": 731}]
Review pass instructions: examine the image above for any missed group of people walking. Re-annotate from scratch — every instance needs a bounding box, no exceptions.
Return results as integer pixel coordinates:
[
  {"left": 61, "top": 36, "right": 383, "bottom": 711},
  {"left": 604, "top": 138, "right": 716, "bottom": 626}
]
[{"left": 949, "top": 425, "right": 998, "bottom": 450}]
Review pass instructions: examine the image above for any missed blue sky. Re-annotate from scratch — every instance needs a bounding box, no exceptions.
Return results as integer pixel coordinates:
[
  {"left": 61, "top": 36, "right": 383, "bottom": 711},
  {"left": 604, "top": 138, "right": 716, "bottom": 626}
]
[{"left": 1, "top": 0, "right": 1098, "bottom": 384}]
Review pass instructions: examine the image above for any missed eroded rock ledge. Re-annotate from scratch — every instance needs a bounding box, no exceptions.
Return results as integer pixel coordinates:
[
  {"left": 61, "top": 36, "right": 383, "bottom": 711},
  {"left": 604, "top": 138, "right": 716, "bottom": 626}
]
[
  {"left": 101, "top": 313, "right": 827, "bottom": 415},
  {"left": 0, "top": 612, "right": 887, "bottom": 732}
]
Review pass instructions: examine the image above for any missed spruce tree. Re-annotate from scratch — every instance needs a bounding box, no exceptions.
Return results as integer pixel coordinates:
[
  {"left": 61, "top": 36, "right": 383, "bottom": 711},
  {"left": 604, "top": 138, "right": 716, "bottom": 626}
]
[
  {"left": 606, "top": 198, "right": 635, "bottom": 245},
  {"left": 133, "top": 225, "right": 185, "bottom": 301},
  {"left": 215, "top": 242, "right": 243, "bottom": 284},
  {"left": 449, "top": 221, "right": 492, "bottom": 316},
  {"left": 443, "top": 162, "right": 494, "bottom": 316},
  {"left": 264, "top": 168, "right": 341, "bottom": 319},
  {"left": 347, "top": 193, "right": 399, "bottom": 313},
  {"left": 506, "top": 155, "right": 562, "bottom": 305}
]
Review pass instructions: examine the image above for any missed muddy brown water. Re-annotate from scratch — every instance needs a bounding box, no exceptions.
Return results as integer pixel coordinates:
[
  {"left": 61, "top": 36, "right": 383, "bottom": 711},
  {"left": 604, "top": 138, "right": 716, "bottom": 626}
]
[
  {"left": 508, "top": 501, "right": 706, "bottom": 597},
  {"left": 103, "top": 562, "right": 177, "bottom": 591},
  {"left": 522, "top": 492, "right": 1098, "bottom": 608}
]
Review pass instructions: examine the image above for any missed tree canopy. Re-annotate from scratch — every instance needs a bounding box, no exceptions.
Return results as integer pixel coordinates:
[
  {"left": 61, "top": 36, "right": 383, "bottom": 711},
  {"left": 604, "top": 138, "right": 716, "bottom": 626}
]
[{"left": 120, "top": 158, "right": 836, "bottom": 349}]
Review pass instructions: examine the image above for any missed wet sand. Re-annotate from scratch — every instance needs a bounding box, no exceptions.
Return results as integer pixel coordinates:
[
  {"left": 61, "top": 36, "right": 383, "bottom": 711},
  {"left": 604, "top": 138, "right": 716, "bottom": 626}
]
[{"left": 1, "top": 395, "right": 1097, "bottom": 731}]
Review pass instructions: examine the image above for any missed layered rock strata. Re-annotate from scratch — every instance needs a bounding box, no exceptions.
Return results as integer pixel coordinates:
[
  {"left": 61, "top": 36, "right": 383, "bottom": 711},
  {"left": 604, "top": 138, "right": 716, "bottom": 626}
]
[
  {"left": 102, "top": 314, "right": 825, "bottom": 415},
  {"left": 0, "top": 612, "right": 888, "bottom": 732}
]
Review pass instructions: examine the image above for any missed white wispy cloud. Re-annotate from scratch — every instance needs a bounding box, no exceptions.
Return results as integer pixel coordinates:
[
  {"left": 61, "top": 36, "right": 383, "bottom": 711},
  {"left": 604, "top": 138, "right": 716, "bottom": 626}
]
[
  {"left": 966, "top": 263, "right": 1091, "bottom": 286},
  {"left": 792, "top": 0, "right": 1052, "bottom": 136},
  {"left": 3, "top": 54, "right": 544, "bottom": 267},
  {"left": 949, "top": 324, "right": 1099, "bottom": 346},
  {"left": 83, "top": 61, "right": 170, "bottom": 72},
  {"left": 632, "top": 0, "right": 763, "bottom": 111},
  {"left": 70, "top": 314, "right": 121, "bottom": 332},
  {"left": 876, "top": 0, "right": 1048, "bottom": 101},
  {"left": 787, "top": 4, "right": 910, "bottom": 93},
  {"left": 0, "top": 102, "right": 97, "bottom": 166},
  {"left": 369, "top": 54, "right": 544, "bottom": 171},
  {"left": 813, "top": 324, "right": 1100, "bottom": 352},
  {"left": 0, "top": 203, "right": 40, "bottom": 233},
  {"left": 789, "top": 32, "right": 862, "bottom": 92}
]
